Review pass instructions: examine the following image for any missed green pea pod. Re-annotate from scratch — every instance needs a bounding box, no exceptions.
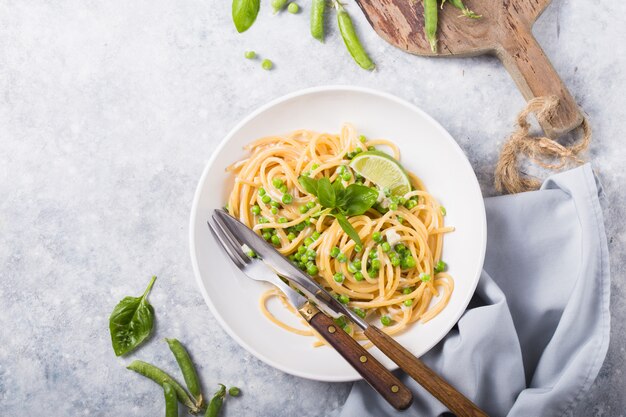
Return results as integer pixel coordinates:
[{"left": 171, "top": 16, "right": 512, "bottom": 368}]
[
  {"left": 204, "top": 384, "right": 226, "bottom": 417},
  {"left": 232, "top": 0, "right": 260, "bottom": 33},
  {"left": 127, "top": 360, "right": 199, "bottom": 413},
  {"left": 166, "top": 338, "right": 203, "bottom": 407},
  {"left": 424, "top": 0, "right": 438, "bottom": 52},
  {"left": 310, "top": 0, "right": 326, "bottom": 42},
  {"left": 334, "top": 2, "right": 375, "bottom": 70},
  {"left": 271, "top": 0, "right": 288, "bottom": 13},
  {"left": 163, "top": 383, "right": 178, "bottom": 417},
  {"left": 447, "top": 0, "right": 481, "bottom": 18}
]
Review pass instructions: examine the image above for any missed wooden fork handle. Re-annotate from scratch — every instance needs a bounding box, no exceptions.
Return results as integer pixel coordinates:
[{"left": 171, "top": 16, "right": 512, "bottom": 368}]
[
  {"left": 300, "top": 303, "right": 413, "bottom": 411},
  {"left": 496, "top": 21, "right": 583, "bottom": 138},
  {"left": 364, "top": 326, "right": 489, "bottom": 417}
]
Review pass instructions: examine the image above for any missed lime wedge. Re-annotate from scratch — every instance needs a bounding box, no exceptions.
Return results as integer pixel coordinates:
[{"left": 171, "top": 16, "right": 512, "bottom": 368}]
[{"left": 349, "top": 151, "right": 411, "bottom": 196}]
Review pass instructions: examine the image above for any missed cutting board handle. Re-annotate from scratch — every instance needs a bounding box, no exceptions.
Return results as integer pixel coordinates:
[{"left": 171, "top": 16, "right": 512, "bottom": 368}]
[{"left": 496, "top": 22, "right": 582, "bottom": 138}]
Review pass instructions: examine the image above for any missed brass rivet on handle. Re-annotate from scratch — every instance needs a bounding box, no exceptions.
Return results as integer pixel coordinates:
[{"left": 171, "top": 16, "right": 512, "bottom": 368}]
[
  {"left": 328, "top": 326, "right": 336, "bottom": 334},
  {"left": 307, "top": 309, "right": 312, "bottom": 314},
  {"left": 359, "top": 355, "right": 367, "bottom": 363},
  {"left": 391, "top": 385, "right": 399, "bottom": 393}
]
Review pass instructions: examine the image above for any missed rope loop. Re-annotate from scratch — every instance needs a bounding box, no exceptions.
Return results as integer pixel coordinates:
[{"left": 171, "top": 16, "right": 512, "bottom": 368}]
[{"left": 494, "top": 96, "right": 591, "bottom": 194}]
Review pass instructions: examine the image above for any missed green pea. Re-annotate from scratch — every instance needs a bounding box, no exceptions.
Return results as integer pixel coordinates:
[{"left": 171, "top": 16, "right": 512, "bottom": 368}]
[
  {"left": 347, "top": 262, "right": 358, "bottom": 273},
  {"left": 271, "top": 235, "right": 281, "bottom": 246},
  {"left": 258, "top": 217, "right": 268, "bottom": 224},
  {"left": 258, "top": 187, "right": 266, "bottom": 196},
  {"left": 262, "top": 195, "right": 271, "bottom": 204},
  {"left": 262, "top": 231, "right": 271, "bottom": 241},
  {"left": 341, "top": 172, "right": 352, "bottom": 181},
  {"left": 306, "top": 249, "right": 316, "bottom": 259},
  {"left": 390, "top": 256, "right": 401, "bottom": 267},
  {"left": 287, "top": 2, "right": 299, "bottom": 13},
  {"left": 381, "top": 242, "right": 391, "bottom": 252},
  {"left": 337, "top": 253, "right": 347, "bottom": 263},
  {"left": 299, "top": 205, "right": 309, "bottom": 214},
  {"left": 368, "top": 250, "right": 378, "bottom": 259},
  {"left": 261, "top": 59, "right": 273, "bottom": 70},
  {"left": 307, "top": 264, "right": 319, "bottom": 275},
  {"left": 354, "top": 271, "right": 364, "bottom": 281},
  {"left": 311, "top": 163, "right": 320, "bottom": 169},
  {"left": 244, "top": 50, "right": 256, "bottom": 59},
  {"left": 278, "top": 217, "right": 288, "bottom": 223},
  {"left": 304, "top": 237, "right": 313, "bottom": 246},
  {"left": 251, "top": 205, "right": 261, "bottom": 215},
  {"left": 270, "top": 200, "right": 280, "bottom": 207},
  {"left": 404, "top": 299, "right": 414, "bottom": 307},
  {"left": 401, "top": 256, "right": 416, "bottom": 269},
  {"left": 300, "top": 254, "right": 309, "bottom": 263},
  {"left": 402, "top": 287, "right": 413, "bottom": 295},
  {"left": 435, "top": 260, "right": 447, "bottom": 273},
  {"left": 353, "top": 307, "right": 366, "bottom": 318},
  {"left": 420, "top": 273, "right": 431, "bottom": 282},
  {"left": 353, "top": 260, "right": 362, "bottom": 269},
  {"left": 368, "top": 146, "right": 375, "bottom": 151},
  {"left": 372, "top": 232, "right": 382, "bottom": 242},
  {"left": 272, "top": 178, "right": 284, "bottom": 188},
  {"left": 287, "top": 232, "right": 296, "bottom": 241},
  {"left": 246, "top": 250, "right": 256, "bottom": 258},
  {"left": 371, "top": 259, "right": 381, "bottom": 270},
  {"left": 355, "top": 147, "right": 362, "bottom": 154},
  {"left": 297, "top": 245, "right": 307, "bottom": 255},
  {"left": 272, "top": 0, "right": 288, "bottom": 13},
  {"left": 389, "top": 203, "right": 398, "bottom": 211},
  {"left": 359, "top": 135, "right": 367, "bottom": 143},
  {"left": 270, "top": 207, "right": 278, "bottom": 215},
  {"left": 312, "top": 231, "right": 321, "bottom": 240},
  {"left": 295, "top": 222, "right": 306, "bottom": 231},
  {"left": 395, "top": 243, "right": 407, "bottom": 253},
  {"left": 334, "top": 273, "right": 344, "bottom": 283},
  {"left": 335, "top": 2, "right": 375, "bottom": 70},
  {"left": 397, "top": 216, "right": 404, "bottom": 224},
  {"left": 354, "top": 244, "right": 362, "bottom": 253},
  {"left": 380, "top": 315, "right": 392, "bottom": 326},
  {"left": 338, "top": 294, "right": 350, "bottom": 304},
  {"left": 406, "top": 199, "right": 417, "bottom": 209},
  {"left": 228, "top": 386, "right": 241, "bottom": 397},
  {"left": 282, "top": 194, "right": 293, "bottom": 204},
  {"left": 367, "top": 268, "right": 376, "bottom": 278},
  {"left": 306, "top": 201, "right": 316, "bottom": 209},
  {"left": 440, "top": 206, "right": 447, "bottom": 216},
  {"left": 330, "top": 247, "right": 340, "bottom": 258}
]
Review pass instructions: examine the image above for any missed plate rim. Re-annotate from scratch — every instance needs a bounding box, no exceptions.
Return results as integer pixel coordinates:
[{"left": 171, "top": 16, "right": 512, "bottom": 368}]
[{"left": 189, "top": 85, "right": 487, "bottom": 382}]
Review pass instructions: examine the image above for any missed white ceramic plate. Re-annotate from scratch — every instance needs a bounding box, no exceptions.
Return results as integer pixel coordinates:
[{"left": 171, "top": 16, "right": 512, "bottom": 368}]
[{"left": 190, "top": 86, "right": 486, "bottom": 382}]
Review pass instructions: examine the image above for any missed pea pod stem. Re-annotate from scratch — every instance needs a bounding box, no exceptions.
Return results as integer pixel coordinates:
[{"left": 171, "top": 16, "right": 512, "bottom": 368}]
[
  {"left": 163, "top": 383, "right": 179, "bottom": 417},
  {"left": 334, "top": 1, "right": 375, "bottom": 70},
  {"left": 447, "top": 0, "right": 481, "bottom": 18},
  {"left": 166, "top": 338, "right": 203, "bottom": 407},
  {"left": 204, "top": 384, "right": 226, "bottom": 417},
  {"left": 127, "top": 360, "right": 199, "bottom": 413},
  {"left": 310, "top": 0, "right": 326, "bottom": 42},
  {"left": 424, "top": 0, "right": 438, "bottom": 52}
]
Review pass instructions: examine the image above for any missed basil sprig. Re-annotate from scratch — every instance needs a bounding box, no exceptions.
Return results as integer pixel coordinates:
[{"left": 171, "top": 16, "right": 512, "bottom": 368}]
[
  {"left": 299, "top": 176, "right": 378, "bottom": 246},
  {"left": 109, "top": 276, "right": 157, "bottom": 356},
  {"left": 232, "top": 0, "right": 260, "bottom": 33}
]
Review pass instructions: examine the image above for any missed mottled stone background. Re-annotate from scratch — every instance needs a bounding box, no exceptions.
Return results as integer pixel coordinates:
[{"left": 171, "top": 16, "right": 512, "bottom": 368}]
[{"left": 0, "top": 1, "right": 624, "bottom": 416}]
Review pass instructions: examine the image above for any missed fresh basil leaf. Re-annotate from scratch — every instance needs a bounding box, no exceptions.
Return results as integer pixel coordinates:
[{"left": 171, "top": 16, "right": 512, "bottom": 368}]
[
  {"left": 232, "top": 0, "right": 260, "bottom": 33},
  {"left": 316, "top": 178, "right": 336, "bottom": 208},
  {"left": 299, "top": 176, "right": 319, "bottom": 196},
  {"left": 333, "top": 180, "right": 345, "bottom": 204},
  {"left": 109, "top": 276, "right": 157, "bottom": 356},
  {"left": 335, "top": 212, "right": 362, "bottom": 246},
  {"left": 341, "top": 184, "right": 379, "bottom": 216}
]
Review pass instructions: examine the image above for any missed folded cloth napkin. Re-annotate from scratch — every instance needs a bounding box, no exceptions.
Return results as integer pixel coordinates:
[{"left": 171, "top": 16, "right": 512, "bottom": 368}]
[{"left": 340, "top": 164, "right": 610, "bottom": 417}]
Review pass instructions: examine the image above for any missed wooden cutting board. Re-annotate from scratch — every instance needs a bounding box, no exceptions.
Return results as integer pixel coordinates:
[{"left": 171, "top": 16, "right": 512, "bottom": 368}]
[{"left": 355, "top": 0, "right": 582, "bottom": 138}]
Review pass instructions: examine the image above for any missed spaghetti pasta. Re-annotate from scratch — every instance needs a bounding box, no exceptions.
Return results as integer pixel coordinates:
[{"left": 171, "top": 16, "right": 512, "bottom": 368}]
[{"left": 226, "top": 124, "right": 454, "bottom": 345}]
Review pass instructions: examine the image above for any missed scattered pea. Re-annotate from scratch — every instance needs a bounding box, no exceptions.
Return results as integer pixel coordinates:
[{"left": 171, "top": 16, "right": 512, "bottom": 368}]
[
  {"left": 380, "top": 315, "right": 392, "bottom": 326},
  {"left": 287, "top": 2, "right": 300, "bottom": 13},
  {"left": 261, "top": 59, "right": 273, "bottom": 70},
  {"left": 228, "top": 386, "right": 241, "bottom": 397},
  {"left": 244, "top": 51, "right": 256, "bottom": 59},
  {"left": 434, "top": 260, "right": 447, "bottom": 273},
  {"left": 359, "top": 135, "right": 366, "bottom": 143}
]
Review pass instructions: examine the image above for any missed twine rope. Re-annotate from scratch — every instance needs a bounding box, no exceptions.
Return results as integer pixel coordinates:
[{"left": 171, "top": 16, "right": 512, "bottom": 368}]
[{"left": 494, "top": 96, "right": 591, "bottom": 194}]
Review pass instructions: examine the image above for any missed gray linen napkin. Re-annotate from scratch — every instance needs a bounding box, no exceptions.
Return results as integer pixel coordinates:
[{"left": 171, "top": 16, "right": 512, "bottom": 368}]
[{"left": 339, "top": 164, "right": 610, "bottom": 417}]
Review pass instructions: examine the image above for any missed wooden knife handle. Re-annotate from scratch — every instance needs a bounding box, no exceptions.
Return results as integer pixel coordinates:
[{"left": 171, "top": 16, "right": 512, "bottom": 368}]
[
  {"left": 301, "top": 304, "right": 413, "bottom": 411},
  {"left": 364, "top": 326, "right": 489, "bottom": 417}
]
